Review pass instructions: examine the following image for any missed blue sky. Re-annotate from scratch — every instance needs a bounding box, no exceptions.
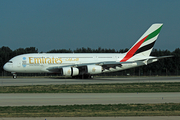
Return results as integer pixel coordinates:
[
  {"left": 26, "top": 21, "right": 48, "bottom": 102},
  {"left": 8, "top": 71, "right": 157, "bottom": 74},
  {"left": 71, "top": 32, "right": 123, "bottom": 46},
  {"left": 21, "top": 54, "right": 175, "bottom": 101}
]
[{"left": 1, "top": 0, "right": 180, "bottom": 52}]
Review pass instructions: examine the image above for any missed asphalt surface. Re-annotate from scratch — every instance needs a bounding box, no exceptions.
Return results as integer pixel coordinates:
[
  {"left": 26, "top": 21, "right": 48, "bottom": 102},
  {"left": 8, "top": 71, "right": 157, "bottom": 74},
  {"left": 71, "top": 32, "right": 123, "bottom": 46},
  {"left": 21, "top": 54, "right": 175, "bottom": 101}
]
[
  {"left": 0, "top": 93, "right": 179, "bottom": 106},
  {"left": 0, "top": 77, "right": 180, "bottom": 119},
  {"left": 0, "top": 76, "right": 180, "bottom": 86}
]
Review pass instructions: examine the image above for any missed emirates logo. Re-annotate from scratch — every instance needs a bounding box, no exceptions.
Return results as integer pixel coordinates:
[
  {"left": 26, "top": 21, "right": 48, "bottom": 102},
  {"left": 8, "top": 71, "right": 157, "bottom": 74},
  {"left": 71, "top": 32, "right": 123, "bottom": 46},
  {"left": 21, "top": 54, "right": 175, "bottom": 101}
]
[
  {"left": 92, "top": 67, "right": 96, "bottom": 72},
  {"left": 68, "top": 69, "right": 71, "bottom": 74}
]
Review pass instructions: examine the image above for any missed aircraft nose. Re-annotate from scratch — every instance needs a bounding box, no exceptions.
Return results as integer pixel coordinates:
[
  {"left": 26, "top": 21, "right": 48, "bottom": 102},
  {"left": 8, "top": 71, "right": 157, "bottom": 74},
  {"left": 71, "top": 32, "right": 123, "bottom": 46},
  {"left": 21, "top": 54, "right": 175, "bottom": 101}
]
[
  {"left": 3, "top": 63, "right": 8, "bottom": 71},
  {"left": 3, "top": 63, "right": 12, "bottom": 72}
]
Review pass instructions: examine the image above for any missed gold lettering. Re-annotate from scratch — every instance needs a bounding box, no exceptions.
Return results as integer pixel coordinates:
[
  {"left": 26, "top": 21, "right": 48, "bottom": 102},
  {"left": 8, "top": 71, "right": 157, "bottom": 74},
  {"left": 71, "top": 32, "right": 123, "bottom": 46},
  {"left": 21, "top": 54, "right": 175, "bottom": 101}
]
[
  {"left": 34, "top": 58, "right": 42, "bottom": 64},
  {"left": 55, "top": 58, "right": 59, "bottom": 64},
  {"left": 59, "top": 58, "right": 62, "bottom": 63},
  {"left": 52, "top": 57, "right": 54, "bottom": 64},
  {"left": 29, "top": 57, "right": 33, "bottom": 64},
  {"left": 42, "top": 57, "right": 44, "bottom": 64},
  {"left": 44, "top": 58, "right": 48, "bottom": 64},
  {"left": 65, "top": 58, "right": 79, "bottom": 62},
  {"left": 28, "top": 57, "right": 63, "bottom": 64},
  {"left": 47, "top": 58, "right": 51, "bottom": 64}
]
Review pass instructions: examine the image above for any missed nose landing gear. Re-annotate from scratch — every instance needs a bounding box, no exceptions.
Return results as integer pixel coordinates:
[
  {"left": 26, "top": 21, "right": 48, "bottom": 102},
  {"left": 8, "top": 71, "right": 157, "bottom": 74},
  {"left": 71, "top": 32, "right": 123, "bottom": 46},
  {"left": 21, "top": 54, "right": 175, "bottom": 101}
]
[{"left": 11, "top": 72, "right": 17, "bottom": 79}]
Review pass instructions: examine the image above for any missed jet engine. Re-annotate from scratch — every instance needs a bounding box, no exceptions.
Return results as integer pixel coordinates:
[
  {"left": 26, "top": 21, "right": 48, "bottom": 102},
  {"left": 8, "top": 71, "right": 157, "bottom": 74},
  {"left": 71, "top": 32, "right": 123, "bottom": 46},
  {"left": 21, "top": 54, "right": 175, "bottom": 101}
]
[
  {"left": 61, "top": 65, "right": 102, "bottom": 77},
  {"left": 86, "top": 65, "right": 102, "bottom": 74},
  {"left": 61, "top": 67, "right": 79, "bottom": 76}
]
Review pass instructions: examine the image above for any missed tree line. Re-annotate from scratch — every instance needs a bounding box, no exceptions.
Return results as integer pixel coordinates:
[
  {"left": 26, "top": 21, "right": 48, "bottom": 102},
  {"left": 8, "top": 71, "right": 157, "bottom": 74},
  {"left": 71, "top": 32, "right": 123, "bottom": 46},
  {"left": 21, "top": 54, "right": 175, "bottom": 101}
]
[{"left": 0, "top": 46, "right": 179, "bottom": 76}]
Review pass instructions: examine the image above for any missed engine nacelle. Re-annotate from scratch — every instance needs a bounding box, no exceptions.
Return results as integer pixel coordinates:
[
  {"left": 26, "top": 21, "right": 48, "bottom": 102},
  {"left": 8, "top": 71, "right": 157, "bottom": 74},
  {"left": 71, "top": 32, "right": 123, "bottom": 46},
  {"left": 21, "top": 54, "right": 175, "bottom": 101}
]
[
  {"left": 62, "top": 67, "right": 79, "bottom": 76},
  {"left": 87, "top": 65, "right": 102, "bottom": 74}
]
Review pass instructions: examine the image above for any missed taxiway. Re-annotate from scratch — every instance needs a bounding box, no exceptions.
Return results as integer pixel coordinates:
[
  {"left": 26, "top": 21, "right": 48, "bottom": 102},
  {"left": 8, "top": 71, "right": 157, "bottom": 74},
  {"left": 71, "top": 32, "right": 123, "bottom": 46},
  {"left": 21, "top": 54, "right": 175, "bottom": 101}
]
[
  {"left": 0, "top": 76, "right": 180, "bottom": 86},
  {"left": 0, "top": 93, "right": 179, "bottom": 106}
]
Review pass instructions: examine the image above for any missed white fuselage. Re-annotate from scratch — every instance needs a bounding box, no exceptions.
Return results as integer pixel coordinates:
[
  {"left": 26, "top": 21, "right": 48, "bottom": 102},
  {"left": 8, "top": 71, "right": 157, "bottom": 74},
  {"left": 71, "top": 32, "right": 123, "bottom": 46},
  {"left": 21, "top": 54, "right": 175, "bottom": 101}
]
[{"left": 3, "top": 53, "right": 147, "bottom": 74}]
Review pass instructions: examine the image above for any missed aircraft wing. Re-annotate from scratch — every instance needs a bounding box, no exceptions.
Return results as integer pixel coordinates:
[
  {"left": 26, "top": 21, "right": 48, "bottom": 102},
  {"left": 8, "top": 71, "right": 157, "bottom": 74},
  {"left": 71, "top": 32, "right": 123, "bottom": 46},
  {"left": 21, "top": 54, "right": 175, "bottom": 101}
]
[
  {"left": 46, "top": 55, "right": 173, "bottom": 72},
  {"left": 138, "top": 55, "right": 173, "bottom": 65},
  {"left": 46, "top": 61, "right": 135, "bottom": 72}
]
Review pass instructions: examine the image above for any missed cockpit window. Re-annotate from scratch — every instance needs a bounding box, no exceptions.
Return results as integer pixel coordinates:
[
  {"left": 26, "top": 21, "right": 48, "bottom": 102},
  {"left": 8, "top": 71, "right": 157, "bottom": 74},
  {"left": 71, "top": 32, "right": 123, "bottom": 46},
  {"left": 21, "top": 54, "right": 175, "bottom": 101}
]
[{"left": 8, "top": 61, "right": 13, "bottom": 63}]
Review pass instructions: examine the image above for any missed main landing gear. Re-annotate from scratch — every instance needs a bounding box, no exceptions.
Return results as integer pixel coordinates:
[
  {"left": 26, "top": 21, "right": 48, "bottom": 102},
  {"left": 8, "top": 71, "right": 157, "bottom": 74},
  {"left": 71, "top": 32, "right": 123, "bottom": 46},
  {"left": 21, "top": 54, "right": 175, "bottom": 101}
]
[{"left": 72, "top": 74, "right": 94, "bottom": 79}]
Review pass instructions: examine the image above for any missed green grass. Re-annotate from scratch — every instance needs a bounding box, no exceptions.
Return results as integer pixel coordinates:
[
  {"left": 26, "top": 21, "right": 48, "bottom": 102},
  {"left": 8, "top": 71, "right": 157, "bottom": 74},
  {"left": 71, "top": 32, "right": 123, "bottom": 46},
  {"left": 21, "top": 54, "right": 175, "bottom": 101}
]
[
  {"left": 0, "top": 82, "right": 180, "bottom": 93},
  {"left": 0, "top": 103, "right": 180, "bottom": 117}
]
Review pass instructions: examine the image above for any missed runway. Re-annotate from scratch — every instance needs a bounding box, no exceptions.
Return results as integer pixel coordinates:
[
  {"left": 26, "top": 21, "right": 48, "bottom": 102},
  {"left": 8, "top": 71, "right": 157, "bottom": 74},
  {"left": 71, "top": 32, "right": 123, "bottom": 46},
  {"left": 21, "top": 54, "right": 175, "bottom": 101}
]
[
  {"left": 0, "top": 93, "right": 179, "bottom": 106},
  {"left": 0, "top": 76, "right": 180, "bottom": 86}
]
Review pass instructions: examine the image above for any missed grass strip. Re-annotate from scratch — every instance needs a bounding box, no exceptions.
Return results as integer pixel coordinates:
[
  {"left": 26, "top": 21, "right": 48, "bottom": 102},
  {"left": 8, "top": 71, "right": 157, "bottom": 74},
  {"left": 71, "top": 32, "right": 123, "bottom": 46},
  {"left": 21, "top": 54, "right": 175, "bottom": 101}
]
[
  {"left": 0, "top": 103, "right": 180, "bottom": 117},
  {"left": 0, "top": 82, "right": 180, "bottom": 93}
]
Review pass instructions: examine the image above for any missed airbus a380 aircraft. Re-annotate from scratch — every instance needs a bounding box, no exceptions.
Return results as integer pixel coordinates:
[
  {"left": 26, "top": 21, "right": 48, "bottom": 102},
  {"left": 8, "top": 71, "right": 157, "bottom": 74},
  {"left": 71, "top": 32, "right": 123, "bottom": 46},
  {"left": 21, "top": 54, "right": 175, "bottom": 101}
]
[{"left": 3, "top": 23, "right": 171, "bottom": 79}]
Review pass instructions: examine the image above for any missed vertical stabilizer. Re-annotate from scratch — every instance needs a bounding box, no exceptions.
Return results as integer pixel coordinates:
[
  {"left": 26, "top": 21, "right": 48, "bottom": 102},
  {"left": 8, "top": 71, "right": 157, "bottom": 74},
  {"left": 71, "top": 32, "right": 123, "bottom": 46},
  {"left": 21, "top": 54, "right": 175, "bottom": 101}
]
[{"left": 120, "top": 23, "right": 163, "bottom": 62}]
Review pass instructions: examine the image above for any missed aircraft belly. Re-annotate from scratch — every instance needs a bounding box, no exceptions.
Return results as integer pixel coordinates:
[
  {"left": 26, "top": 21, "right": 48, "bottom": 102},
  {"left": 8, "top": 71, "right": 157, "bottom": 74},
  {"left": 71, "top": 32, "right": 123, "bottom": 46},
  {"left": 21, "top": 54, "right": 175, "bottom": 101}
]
[{"left": 21, "top": 66, "right": 43, "bottom": 73}]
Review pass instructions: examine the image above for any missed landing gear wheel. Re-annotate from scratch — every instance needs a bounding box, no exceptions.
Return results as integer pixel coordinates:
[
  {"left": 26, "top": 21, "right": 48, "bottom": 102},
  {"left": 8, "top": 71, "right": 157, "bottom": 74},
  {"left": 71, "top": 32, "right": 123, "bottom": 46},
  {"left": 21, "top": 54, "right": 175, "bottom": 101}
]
[
  {"left": 13, "top": 73, "right": 17, "bottom": 79},
  {"left": 72, "top": 75, "right": 94, "bottom": 79},
  {"left": 83, "top": 74, "right": 93, "bottom": 79},
  {"left": 72, "top": 76, "right": 77, "bottom": 79},
  {"left": 90, "top": 75, "right": 94, "bottom": 79}
]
